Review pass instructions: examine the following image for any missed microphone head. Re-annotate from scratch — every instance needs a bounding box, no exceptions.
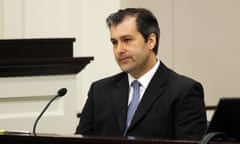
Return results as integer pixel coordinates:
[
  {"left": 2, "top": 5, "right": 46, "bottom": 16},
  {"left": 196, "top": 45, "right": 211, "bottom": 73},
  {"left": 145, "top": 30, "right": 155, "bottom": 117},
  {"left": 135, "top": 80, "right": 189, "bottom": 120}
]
[{"left": 57, "top": 88, "right": 67, "bottom": 97}]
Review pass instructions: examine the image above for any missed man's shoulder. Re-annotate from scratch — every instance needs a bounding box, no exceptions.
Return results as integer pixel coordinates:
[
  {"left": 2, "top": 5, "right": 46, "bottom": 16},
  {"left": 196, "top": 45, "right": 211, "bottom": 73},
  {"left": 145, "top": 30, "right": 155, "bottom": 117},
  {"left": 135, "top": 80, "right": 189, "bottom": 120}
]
[
  {"left": 160, "top": 63, "right": 201, "bottom": 86},
  {"left": 93, "top": 72, "right": 127, "bottom": 85},
  {"left": 168, "top": 69, "right": 201, "bottom": 86},
  {"left": 161, "top": 63, "right": 204, "bottom": 97}
]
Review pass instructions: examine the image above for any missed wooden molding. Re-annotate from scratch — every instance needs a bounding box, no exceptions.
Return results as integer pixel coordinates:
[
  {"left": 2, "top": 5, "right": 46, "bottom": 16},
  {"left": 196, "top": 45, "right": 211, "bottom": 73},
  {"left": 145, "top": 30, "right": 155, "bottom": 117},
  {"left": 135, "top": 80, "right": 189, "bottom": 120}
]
[
  {"left": 0, "top": 38, "right": 93, "bottom": 77},
  {"left": 0, "top": 57, "right": 93, "bottom": 77}
]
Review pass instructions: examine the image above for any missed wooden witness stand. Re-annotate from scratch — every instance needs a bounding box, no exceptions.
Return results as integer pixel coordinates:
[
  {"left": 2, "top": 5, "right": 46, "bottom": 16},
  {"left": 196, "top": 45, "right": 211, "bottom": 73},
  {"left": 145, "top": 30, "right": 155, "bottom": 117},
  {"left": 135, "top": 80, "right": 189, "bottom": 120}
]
[
  {"left": 0, "top": 133, "right": 238, "bottom": 144},
  {"left": 0, "top": 134, "right": 205, "bottom": 144}
]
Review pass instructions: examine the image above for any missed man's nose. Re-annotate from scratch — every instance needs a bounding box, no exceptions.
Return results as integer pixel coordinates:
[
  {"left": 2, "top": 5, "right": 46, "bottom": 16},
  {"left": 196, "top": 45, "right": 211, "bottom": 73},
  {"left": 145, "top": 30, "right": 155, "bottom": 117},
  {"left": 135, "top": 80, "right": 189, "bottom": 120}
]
[{"left": 116, "top": 42, "right": 125, "bottom": 53}]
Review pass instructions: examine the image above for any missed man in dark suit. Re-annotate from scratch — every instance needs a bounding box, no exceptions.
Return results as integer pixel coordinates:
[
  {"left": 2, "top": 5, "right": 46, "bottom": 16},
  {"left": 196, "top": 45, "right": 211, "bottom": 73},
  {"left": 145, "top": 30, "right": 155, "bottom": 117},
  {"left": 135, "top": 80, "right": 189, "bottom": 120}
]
[{"left": 75, "top": 8, "right": 207, "bottom": 140}]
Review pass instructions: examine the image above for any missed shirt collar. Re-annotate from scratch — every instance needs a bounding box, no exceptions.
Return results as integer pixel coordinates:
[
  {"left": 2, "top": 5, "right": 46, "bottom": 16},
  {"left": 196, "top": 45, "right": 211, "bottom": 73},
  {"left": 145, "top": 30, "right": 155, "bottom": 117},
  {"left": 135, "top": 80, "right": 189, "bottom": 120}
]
[{"left": 128, "top": 59, "right": 160, "bottom": 88}]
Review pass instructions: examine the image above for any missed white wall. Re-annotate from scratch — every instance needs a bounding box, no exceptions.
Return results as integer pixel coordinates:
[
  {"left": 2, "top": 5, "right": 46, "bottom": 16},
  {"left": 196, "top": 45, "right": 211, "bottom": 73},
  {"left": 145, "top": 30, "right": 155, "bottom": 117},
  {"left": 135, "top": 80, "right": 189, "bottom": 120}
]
[
  {"left": 0, "top": 1, "right": 2, "bottom": 36},
  {"left": 173, "top": 0, "right": 240, "bottom": 106}
]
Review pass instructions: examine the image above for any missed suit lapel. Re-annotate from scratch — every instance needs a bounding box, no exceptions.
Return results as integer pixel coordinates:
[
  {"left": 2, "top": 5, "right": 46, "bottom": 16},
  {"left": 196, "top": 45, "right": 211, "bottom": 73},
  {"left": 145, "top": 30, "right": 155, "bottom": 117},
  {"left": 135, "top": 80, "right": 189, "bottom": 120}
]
[
  {"left": 129, "top": 63, "right": 169, "bottom": 129},
  {"left": 111, "top": 74, "right": 129, "bottom": 133}
]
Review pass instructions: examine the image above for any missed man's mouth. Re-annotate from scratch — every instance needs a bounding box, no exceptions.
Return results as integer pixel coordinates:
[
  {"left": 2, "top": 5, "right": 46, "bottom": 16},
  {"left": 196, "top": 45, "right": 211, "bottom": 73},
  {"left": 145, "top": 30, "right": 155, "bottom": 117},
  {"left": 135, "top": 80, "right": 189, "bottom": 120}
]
[{"left": 119, "top": 56, "right": 131, "bottom": 62}]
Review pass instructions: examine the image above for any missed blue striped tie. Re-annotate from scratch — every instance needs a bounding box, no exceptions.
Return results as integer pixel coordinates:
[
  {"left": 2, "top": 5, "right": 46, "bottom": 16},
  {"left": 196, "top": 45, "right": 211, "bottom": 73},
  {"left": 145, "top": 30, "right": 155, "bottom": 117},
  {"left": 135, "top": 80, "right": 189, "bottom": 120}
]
[{"left": 124, "top": 80, "right": 141, "bottom": 136}]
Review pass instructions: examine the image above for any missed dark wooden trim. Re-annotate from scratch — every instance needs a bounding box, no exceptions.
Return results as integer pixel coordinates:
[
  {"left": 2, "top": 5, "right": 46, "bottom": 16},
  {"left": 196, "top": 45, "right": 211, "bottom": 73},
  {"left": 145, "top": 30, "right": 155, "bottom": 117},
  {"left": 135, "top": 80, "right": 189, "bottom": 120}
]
[
  {"left": 0, "top": 38, "right": 93, "bottom": 77},
  {"left": 0, "top": 134, "right": 203, "bottom": 144},
  {"left": 0, "top": 38, "right": 75, "bottom": 59},
  {"left": 0, "top": 57, "right": 93, "bottom": 77}
]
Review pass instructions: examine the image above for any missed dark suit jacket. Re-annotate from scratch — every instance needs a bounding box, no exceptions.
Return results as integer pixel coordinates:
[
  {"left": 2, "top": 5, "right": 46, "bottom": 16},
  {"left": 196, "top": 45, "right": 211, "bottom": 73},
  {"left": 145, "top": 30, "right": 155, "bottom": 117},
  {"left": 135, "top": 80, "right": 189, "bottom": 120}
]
[{"left": 75, "top": 62, "right": 207, "bottom": 140}]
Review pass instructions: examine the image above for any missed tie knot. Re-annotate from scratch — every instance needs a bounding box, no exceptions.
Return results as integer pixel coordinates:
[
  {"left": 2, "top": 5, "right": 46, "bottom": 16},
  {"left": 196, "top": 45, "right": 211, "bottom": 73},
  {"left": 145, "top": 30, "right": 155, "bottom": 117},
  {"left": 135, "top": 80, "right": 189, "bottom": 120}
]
[{"left": 131, "top": 80, "right": 141, "bottom": 88}]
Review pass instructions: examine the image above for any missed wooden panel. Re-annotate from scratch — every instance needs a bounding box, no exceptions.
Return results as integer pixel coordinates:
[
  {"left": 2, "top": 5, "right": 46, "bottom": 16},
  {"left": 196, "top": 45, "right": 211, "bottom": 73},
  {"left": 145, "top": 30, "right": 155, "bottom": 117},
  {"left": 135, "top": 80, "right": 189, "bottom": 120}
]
[
  {"left": 0, "top": 75, "right": 78, "bottom": 134},
  {"left": 0, "top": 57, "right": 93, "bottom": 77},
  {"left": 0, "top": 38, "right": 75, "bottom": 59},
  {"left": 0, "top": 38, "right": 93, "bottom": 77},
  {"left": 0, "top": 134, "right": 205, "bottom": 144}
]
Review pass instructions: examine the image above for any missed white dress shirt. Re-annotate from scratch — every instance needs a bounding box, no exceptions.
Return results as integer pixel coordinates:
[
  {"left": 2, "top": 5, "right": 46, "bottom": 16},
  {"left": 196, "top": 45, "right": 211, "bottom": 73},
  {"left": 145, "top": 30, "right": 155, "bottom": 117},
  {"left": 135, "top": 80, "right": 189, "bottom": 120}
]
[{"left": 127, "top": 60, "right": 160, "bottom": 105}]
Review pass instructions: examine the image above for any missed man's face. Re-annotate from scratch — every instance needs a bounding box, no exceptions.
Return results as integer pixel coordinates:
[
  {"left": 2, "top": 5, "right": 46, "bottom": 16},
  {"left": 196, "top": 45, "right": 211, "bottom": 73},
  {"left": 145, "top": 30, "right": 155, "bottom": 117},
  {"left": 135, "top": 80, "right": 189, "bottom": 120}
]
[{"left": 109, "top": 16, "right": 156, "bottom": 78}]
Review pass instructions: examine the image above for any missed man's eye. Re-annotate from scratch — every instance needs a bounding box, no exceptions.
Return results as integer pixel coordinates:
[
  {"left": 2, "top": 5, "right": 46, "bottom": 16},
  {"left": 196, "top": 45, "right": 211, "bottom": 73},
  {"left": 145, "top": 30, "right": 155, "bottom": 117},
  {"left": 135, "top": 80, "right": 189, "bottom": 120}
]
[
  {"left": 124, "top": 38, "right": 132, "bottom": 43},
  {"left": 111, "top": 40, "right": 117, "bottom": 45}
]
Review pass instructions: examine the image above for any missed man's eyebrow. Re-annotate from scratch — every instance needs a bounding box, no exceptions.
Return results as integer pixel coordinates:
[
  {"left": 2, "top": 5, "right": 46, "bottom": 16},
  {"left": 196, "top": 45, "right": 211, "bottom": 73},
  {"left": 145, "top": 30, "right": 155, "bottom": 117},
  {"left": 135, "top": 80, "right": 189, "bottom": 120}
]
[
  {"left": 110, "top": 38, "right": 116, "bottom": 41},
  {"left": 110, "top": 35, "right": 133, "bottom": 41},
  {"left": 118, "top": 35, "right": 133, "bottom": 40},
  {"left": 121, "top": 35, "right": 132, "bottom": 38}
]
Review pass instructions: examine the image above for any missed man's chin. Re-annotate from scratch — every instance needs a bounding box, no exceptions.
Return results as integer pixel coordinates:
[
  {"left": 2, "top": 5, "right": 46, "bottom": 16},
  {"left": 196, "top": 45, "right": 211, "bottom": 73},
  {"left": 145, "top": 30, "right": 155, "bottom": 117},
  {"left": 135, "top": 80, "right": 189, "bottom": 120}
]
[{"left": 119, "top": 65, "right": 133, "bottom": 73}]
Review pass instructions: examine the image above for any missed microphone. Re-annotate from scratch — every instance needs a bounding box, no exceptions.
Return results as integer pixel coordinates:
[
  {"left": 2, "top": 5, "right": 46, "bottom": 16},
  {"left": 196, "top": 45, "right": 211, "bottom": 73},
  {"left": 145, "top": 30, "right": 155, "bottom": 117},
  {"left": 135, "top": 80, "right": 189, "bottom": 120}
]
[{"left": 32, "top": 88, "right": 67, "bottom": 136}]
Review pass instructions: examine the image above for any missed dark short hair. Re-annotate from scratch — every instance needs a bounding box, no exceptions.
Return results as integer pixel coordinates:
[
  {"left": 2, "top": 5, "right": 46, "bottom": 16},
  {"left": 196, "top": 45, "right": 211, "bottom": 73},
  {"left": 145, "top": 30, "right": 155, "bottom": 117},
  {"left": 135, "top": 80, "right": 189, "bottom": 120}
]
[{"left": 106, "top": 8, "right": 160, "bottom": 54}]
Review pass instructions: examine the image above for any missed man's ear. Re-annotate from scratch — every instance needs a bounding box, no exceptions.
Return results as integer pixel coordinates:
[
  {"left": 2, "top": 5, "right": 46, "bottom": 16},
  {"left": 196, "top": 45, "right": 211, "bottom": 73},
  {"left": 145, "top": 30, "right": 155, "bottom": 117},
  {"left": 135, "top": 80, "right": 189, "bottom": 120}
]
[{"left": 147, "top": 33, "right": 156, "bottom": 50}]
